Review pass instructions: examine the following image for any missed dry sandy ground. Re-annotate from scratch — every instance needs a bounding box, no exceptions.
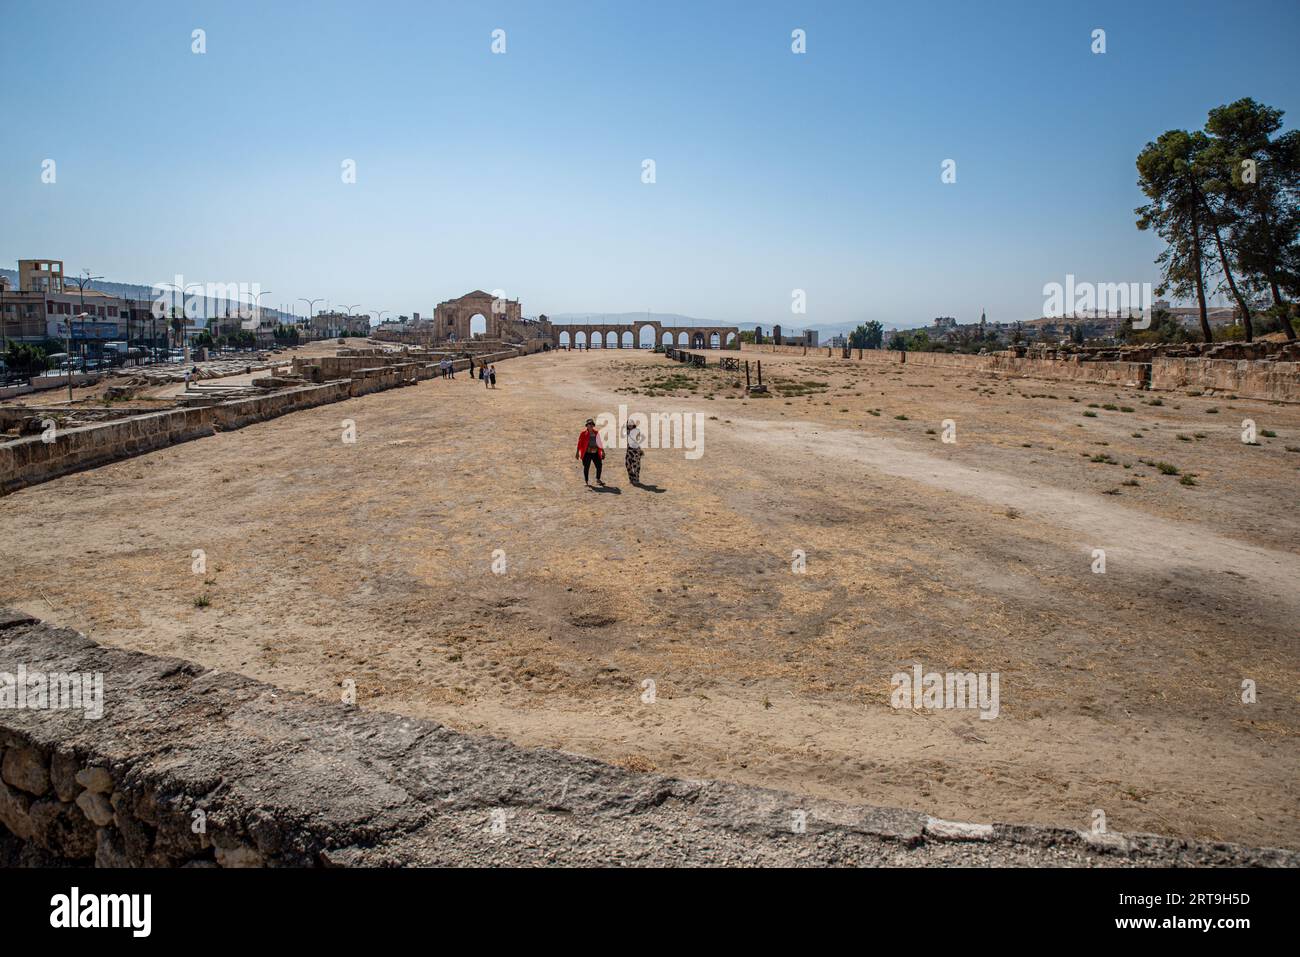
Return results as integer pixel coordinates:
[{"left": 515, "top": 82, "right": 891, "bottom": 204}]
[{"left": 2, "top": 348, "right": 1297, "bottom": 849}]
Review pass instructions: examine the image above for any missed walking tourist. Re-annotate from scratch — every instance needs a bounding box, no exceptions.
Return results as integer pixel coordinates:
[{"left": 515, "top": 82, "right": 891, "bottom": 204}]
[
  {"left": 488, "top": 365, "right": 497, "bottom": 389},
  {"left": 624, "top": 420, "right": 644, "bottom": 485},
  {"left": 576, "top": 418, "right": 604, "bottom": 486}
]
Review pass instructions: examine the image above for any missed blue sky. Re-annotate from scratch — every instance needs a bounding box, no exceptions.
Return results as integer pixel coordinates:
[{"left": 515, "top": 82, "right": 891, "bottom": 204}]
[{"left": 2, "top": 0, "right": 1296, "bottom": 329}]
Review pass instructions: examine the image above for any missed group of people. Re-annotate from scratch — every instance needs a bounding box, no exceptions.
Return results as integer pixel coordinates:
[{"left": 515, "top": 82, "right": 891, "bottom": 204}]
[
  {"left": 437, "top": 356, "right": 497, "bottom": 388},
  {"left": 576, "top": 418, "right": 645, "bottom": 487}
]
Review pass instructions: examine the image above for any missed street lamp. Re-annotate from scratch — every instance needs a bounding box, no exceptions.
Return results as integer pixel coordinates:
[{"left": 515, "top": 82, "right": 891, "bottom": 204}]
[
  {"left": 66, "top": 311, "right": 90, "bottom": 401},
  {"left": 339, "top": 304, "right": 361, "bottom": 338},
  {"left": 242, "top": 290, "right": 272, "bottom": 351},
  {"left": 154, "top": 281, "right": 203, "bottom": 364},
  {"left": 298, "top": 297, "right": 324, "bottom": 339},
  {"left": 70, "top": 270, "right": 103, "bottom": 376}
]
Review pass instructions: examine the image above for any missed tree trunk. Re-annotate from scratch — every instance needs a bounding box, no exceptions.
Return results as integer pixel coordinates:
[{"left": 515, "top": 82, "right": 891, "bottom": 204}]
[
  {"left": 1209, "top": 221, "right": 1254, "bottom": 341},
  {"left": 1189, "top": 203, "right": 1213, "bottom": 343},
  {"left": 1270, "top": 278, "right": 1296, "bottom": 340},
  {"left": 1254, "top": 187, "right": 1295, "bottom": 340},
  {"left": 1197, "top": 183, "right": 1254, "bottom": 341}
]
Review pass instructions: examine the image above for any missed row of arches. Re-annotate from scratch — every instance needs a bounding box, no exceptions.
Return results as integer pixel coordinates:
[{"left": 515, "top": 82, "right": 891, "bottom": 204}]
[{"left": 555, "top": 328, "right": 738, "bottom": 349}]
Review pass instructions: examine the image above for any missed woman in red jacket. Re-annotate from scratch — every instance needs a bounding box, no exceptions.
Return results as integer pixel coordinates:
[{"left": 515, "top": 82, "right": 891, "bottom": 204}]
[{"left": 576, "top": 418, "right": 604, "bottom": 486}]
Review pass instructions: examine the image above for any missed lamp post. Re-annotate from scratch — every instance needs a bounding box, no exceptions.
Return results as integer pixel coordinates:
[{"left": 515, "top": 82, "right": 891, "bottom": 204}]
[
  {"left": 298, "top": 297, "right": 324, "bottom": 340},
  {"left": 341, "top": 304, "right": 361, "bottom": 338},
  {"left": 243, "top": 290, "right": 272, "bottom": 351},
  {"left": 70, "top": 270, "right": 103, "bottom": 376},
  {"left": 154, "top": 281, "right": 203, "bottom": 363},
  {"left": 67, "top": 311, "right": 90, "bottom": 401}
]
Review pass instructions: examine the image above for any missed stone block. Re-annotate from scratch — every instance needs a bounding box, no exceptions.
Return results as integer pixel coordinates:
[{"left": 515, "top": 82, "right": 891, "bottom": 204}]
[{"left": 1, "top": 745, "right": 50, "bottom": 796}]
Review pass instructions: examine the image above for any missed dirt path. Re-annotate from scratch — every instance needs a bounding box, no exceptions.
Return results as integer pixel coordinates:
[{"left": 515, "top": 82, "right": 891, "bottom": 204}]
[{"left": 2, "top": 348, "right": 1297, "bottom": 848}]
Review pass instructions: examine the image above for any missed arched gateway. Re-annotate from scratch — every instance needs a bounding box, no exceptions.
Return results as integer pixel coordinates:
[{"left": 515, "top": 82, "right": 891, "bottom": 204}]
[{"left": 433, "top": 290, "right": 522, "bottom": 341}]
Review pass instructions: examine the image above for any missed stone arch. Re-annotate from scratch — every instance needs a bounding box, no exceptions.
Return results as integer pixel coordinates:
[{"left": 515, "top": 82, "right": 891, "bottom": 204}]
[
  {"left": 574, "top": 330, "right": 587, "bottom": 348},
  {"left": 621, "top": 330, "right": 634, "bottom": 349},
  {"left": 725, "top": 331, "right": 737, "bottom": 347},
  {"left": 558, "top": 330, "right": 571, "bottom": 348},
  {"left": 691, "top": 331, "right": 707, "bottom": 349},
  {"left": 662, "top": 331, "right": 673, "bottom": 347},
  {"left": 605, "top": 331, "right": 618, "bottom": 349},
  {"left": 677, "top": 331, "right": 689, "bottom": 346},
  {"left": 469, "top": 313, "right": 488, "bottom": 338},
  {"left": 638, "top": 325, "right": 656, "bottom": 348},
  {"left": 709, "top": 332, "right": 720, "bottom": 349}
]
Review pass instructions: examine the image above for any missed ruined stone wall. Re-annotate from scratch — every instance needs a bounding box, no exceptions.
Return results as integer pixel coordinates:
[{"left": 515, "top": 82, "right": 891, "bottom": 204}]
[
  {"left": 738, "top": 343, "right": 1299, "bottom": 401},
  {"left": 0, "top": 383, "right": 352, "bottom": 494},
  {"left": 0, "top": 350, "right": 530, "bottom": 495},
  {"left": 1152, "top": 358, "right": 1300, "bottom": 401},
  {"left": 1, "top": 609, "right": 1292, "bottom": 868}
]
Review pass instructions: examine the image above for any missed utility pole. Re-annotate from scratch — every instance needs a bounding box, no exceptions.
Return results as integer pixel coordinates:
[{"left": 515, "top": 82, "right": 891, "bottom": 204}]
[
  {"left": 69, "top": 270, "right": 103, "bottom": 395},
  {"left": 244, "top": 290, "right": 272, "bottom": 351},
  {"left": 299, "top": 297, "right": 324, "bottom": 341}
]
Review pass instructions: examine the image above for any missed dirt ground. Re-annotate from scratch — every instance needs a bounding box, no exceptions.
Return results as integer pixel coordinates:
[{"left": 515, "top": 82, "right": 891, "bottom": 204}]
[{"left": 2, "top": 348, "right": 1297, "bottom": 848}]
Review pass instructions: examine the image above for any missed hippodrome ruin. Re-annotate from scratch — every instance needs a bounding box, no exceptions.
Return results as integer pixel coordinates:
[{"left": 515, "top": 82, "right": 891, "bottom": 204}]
[
  {"left": 1, "top": 289, "right": 1298, "bottom": 867},
  {"left": 369, "top": 290, "right": 741, "bottom": 353}
]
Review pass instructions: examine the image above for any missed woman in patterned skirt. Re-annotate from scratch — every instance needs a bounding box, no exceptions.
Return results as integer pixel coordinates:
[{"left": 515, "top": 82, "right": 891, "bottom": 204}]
[{"left": 624, "top": 420, "right": 645, "bottom": 485}]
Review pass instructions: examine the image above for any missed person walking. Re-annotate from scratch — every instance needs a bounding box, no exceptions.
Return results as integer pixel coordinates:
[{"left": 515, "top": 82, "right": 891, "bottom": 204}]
[
  {"left": 480, "top": 363, "right": 488, "bottom": 387},
  {"left": 624, "top": 420, "right": 645, "bottom": 485},
  {"left": 488, "top": 364, "right": 497, "bottom": 389},
  {"left": 576, "top": 418, "right": 604, "bottom": 486}
]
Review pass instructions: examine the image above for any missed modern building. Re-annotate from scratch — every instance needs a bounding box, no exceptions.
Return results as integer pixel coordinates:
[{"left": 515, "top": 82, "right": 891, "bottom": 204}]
[
  {"left": 18, "top": 259, "right": 66, "bottom": 294},
  {"left": 311, "top": 310, "right": 372, "bottom": 337},
  {"left": 0, "top": 258, "right": 174, "bottom": 360}
]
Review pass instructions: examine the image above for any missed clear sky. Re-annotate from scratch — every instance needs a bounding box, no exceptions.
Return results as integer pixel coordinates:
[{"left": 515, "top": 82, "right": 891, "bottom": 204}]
[{"left": 2, "top": 0, "right": 1296, "bottom": 329}]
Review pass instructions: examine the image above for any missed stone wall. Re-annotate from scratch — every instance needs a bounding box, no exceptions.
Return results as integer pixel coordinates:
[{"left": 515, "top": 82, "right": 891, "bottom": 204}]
[
  {"left": 0, "top": 350, "right": 529, "bottom": 495},
  {"left": 0, "top": 382, "right": 352, "bottom": 493},
  {"left": 2, "top": 609, "right": 1292, "bottom": 868},
  {"left": 737, "top": 343, "right": 1299, "bottom": 401},
  {"left": 1151, "top": 357, "right": 1300, "bottom": 401},
  {"left": 28, "top": 373, "right": 101, "bottom": 392}
]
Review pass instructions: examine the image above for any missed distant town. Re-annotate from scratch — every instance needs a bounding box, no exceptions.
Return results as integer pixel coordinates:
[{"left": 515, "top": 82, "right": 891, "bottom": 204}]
[{"left": 0, "top": 256, "right": 1258, "bottom": 382}]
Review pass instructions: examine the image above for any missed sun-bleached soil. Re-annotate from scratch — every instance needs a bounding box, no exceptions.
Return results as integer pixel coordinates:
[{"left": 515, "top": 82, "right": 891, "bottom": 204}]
[{"left": 2, "top": 347, "right": 1297, "bottom": 848}]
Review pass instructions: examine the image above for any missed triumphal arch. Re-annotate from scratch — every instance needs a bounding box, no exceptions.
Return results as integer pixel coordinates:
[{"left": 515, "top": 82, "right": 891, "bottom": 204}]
[{"left": 433, "top": 290, "right": 523, "bottom": 341}]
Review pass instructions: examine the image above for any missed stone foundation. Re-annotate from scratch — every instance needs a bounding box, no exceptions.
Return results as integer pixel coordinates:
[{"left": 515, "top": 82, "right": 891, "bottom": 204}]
[
  {"left": 738, "top": 344, "right": 1300, "bottom": 402},
  {"left": 0, "top": 350, "right": 527, "bottom": 495},
  {"left": 0, "top": 609, "right": 1294, "bottom": 868}
]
